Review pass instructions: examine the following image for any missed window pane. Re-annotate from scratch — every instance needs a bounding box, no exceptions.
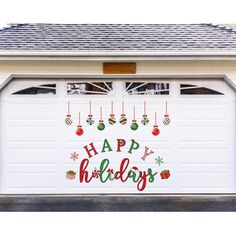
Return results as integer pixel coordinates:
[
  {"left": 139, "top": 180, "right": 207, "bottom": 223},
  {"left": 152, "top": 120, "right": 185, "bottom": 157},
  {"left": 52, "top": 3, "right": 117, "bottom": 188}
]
[
  {"left": 126, "top": 82, "right": 169, "bottom": 95},
  {"left": 67, "top": 82, "right": 113, "bottom": 95},
  {"left": 12, "top": 84, "right": 56, "bottom": 95},
  {"left": 180, "top": 84, "right": 223, "bottom": 95}
]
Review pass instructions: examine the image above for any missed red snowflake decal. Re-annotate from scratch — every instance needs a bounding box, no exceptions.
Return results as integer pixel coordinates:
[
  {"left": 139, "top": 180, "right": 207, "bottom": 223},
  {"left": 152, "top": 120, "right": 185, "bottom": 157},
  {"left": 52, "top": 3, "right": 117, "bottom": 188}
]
[
  {"left": 107, "top": 168, "right": 114, "bottom": 174},
  {"left": 92, "top": 168, "right": 100, "bottom": 178},
  {"left": 70, "top": 151, "right": 79, "bottom": 161}
]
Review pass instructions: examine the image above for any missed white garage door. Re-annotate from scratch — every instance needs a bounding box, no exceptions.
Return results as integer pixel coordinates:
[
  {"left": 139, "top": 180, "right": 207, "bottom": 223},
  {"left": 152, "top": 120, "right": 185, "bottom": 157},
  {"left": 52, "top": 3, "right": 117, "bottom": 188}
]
[{"left": 0, "top": 78, "right": 235, "bottom": 194}]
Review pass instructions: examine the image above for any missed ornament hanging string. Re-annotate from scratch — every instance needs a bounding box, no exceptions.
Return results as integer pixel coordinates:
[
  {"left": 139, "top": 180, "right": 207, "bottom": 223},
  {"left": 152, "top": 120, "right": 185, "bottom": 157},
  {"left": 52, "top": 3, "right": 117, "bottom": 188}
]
[
  {"left": 165, "top": 101, "right": 168, "bottom": 115},
  {"left": 79, "top": 112, "right": 81, "bottom": 126},
  {"left": 133, "top": 106, "right": 136, "bottom": 120},
  {"left": 144, "top": 101, "right": 146, "bottom": 115},
  {"left": 89, "top": 101, "right": 91, "bottom": 115},
  {"left": 155, "top": 112, "right": 157, "bottom": 126},
  {"left": 111, "top": 101, "right": 113, "bottom": 114},
  {"left": 122, "top": 101, "right": 124, "bottom": 114},
  {"left": 100, "top": 106, "right": 102, "bottom": 120},
  {"left": 68, "top": 101, "right": 71, "bottom": 115}
]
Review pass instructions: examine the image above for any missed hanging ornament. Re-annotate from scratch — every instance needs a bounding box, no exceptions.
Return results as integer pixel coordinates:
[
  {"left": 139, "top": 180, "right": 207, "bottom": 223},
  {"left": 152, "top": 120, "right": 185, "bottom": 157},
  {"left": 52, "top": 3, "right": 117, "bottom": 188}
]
[
  {"left": 130, "top": 106, "right": 138, "bottom": 131},
  {"left": 65, "top": 101, "right": 73, "bottom": 125},
  {"left": 97, "top": 106, "right": 105, "bottom": 131},
  {"left": 76, "top": 112, "right": 84, "bottom": 136},
  {"left": 86, "top": 101, "right": 95, "bottom": 125},
  {"left": 152, "top": 112, "right": 160, "bottom": 136},
  {"left": 119, "top": 101, "right": 127, "bottom": 125},
  {"left": 163, "top": 101, "right": 170, "bottom": 125},
  {"left": 141, "top": 101, "right": 149, "bottom": 125},
  {"left": 108, "top": 101, "right": 116, "bottom": 125}
]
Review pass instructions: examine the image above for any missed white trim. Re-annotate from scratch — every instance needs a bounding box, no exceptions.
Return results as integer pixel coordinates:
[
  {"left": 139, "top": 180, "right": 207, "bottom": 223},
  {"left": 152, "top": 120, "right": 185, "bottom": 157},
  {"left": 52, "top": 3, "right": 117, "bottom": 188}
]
[{"left": 1, "top": 51, "right": 236, "bottom": 60}]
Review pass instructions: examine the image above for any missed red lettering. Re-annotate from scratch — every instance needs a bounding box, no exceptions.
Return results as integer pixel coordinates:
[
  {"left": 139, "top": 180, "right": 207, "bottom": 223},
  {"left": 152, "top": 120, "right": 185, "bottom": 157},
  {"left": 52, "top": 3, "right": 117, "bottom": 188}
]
[
  {"left": 79, "top": 158, "right": 94, "bottom": 183},
  {"left": 83, "top": 142, "right": 98, "bottom": 158},
  {"left": 117, "top": 139, "right": 126, "bottom": 152}
]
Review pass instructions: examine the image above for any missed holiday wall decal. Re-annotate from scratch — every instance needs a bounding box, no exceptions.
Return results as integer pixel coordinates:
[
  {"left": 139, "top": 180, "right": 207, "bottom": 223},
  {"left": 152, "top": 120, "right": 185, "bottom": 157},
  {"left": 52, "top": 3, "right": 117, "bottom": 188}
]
[
  {"left": 163, "top": 101, "right": 170, "bottom": 125},
  {"left": 108, "top": 101, "right": 116, "bottom": 125},
  {"left": 86, "top": 101, "right": 95, "bottom": 125},
  {"left": 65, "top": 138, "right": 171, "bottom": 191},
  {"left": 75, "top": 112, "right": 84, "bottom": 136},
  {"left": 152, "top": 112, "right": 160, "bottom": 136},
  {"left": 141, "top": 101, "right": 149, "bottom": 125},
  {"left": 119, "top": 101, "right": 127, "bottom": 125},
  {"left": 97, "top": 106, "right": 105, "bottom": 131},
  {"left": 66, "top": 170, "right": 76, "bottom": 180},
  {"left": 65, "top": 101, "right": 73, "bottom": 125},
  {"left": 130, "top": 106, "right": 138, "bottom": 130}
]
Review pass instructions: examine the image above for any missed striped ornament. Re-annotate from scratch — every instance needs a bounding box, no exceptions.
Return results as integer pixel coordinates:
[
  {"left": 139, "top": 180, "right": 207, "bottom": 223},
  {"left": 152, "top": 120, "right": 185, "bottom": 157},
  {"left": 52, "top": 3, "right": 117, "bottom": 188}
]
[
  {"left": 65, "top": 115, "right": 73, "bottom": 125},
  {"left": 108, "top": 114, "right": 116, "bottom": 125},
  {"left": 119, "top": 114, "right": 127, "bottom": 125},
  {"left": 163, "top": 115, "right": 170, "bottom": 125}
]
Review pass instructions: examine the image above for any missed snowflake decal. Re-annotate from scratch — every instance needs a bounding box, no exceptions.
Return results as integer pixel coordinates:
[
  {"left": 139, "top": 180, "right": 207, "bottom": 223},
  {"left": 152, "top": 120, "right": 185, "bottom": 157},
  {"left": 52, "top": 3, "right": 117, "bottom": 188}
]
[
  {"left": 155, "top": 156, "right": 164, "bottom": 166},
  {"left": 92, "top": 168, "right": 100, "bottom": 178},
  {"left": 70, "top": 151, "right": 79, "bottom": 161}
]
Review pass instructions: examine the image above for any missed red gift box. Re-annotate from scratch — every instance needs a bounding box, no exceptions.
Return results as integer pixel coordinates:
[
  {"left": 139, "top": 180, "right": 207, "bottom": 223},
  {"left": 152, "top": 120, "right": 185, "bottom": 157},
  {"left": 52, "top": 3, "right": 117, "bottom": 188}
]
[
  {"left": 160, "top": 170, "right": 170, "bottom": 179},
  {"left": 66, "top": 170, "right": 76, "bottom": 180}
]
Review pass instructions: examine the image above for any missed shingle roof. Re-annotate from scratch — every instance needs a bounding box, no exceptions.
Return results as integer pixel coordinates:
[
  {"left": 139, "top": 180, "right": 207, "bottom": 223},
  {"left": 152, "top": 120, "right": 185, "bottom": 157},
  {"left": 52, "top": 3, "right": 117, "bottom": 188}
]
[{"left": 0, "top": 23, "right": 236, "bottom": 51}]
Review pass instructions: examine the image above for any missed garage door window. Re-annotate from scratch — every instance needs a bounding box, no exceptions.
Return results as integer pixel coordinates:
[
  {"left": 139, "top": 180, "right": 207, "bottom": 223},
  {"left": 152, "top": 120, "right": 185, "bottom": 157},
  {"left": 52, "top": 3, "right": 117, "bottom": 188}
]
[
  {"left": 12, "top": 84, "right": 56, "bottom": 95},
  {"left": 125, "top": 82, "right": 169, "bottom": 95},
  {"left": 67, "top": 82, "right": 113, "bottom": 95},
  {"left": 180, "top": 84, "right": 224, "bottom": 95}
]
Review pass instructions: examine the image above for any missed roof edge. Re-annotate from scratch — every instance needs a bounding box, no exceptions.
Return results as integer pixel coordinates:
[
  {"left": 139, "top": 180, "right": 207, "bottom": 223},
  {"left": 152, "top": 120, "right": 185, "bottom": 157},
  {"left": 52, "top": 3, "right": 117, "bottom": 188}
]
[{"left": 1, "top": 50, "right": 236, "bottom": 61}]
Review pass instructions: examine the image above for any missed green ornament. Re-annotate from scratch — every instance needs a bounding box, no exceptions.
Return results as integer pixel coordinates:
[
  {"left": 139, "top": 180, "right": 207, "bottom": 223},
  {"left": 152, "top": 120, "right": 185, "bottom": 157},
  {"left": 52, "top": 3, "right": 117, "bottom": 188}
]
[
  {"left": 130, "top": 120, "right": 138, "bottom": 131},
  {"left": 97, "top": 120, "right": 105, "bottom": 131}
]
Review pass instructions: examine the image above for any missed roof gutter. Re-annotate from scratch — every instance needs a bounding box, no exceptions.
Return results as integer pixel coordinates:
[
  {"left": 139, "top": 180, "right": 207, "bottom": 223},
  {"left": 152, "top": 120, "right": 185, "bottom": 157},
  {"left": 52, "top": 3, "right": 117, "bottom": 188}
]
[{"left": 1, "top": 50, "right": 236, "bottom": 60}]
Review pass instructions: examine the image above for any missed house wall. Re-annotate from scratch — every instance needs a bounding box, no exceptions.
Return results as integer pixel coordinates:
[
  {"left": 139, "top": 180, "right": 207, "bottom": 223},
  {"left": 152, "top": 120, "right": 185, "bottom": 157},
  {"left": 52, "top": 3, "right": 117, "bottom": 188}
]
[{"left": 1, "top": 60, "right": 236, "bottom": 86}]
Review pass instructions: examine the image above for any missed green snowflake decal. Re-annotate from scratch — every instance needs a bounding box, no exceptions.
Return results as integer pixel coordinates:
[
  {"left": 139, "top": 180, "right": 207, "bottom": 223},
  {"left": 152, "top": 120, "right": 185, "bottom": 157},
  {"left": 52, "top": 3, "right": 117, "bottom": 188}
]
[{"left": 155, "top": 156, "right": 163, "bottom": 166}]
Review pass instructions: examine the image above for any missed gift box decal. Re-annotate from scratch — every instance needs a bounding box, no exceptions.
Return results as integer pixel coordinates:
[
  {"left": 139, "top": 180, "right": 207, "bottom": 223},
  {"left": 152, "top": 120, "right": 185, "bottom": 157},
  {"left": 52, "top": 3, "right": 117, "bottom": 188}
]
[
  {"left": 160, "top": 170, "right": 170, "bottom": 179},
  {"left": 66, "top": 170, "right": 76, "bottom": 180}
]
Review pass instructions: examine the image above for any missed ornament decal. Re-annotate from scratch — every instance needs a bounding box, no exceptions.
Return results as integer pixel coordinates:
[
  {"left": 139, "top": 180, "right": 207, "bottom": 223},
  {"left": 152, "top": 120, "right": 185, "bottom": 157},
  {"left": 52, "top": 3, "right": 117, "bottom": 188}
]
[
  {"left": 65, "top": 101, "right": 73, "bottom": 125},
  {"left": 152, "top": 112, "right": 160, "bottom": 136},
  {"left": 119, "top": 101, "right": 127, "bottom": 125},
  {"left": 163, "top": 101, "right": 170, "bottom": 125},
  {"left": 86, "top": 101, "right": 95, "bottom": 125},
  {"left": 76, "top": 112, "right": 84, "bottom": 136},
  {"left": 130, "top": 106, "right": 138, "bottom": 131},
  {"left": 97, "top": 106, "right": 105, "bottom": 131},
  {"left": 108, "top": 101, "right": 116, "bottom": 125},
  {"left": 141, "top": 101, "right": 149, "bottom": 125}
]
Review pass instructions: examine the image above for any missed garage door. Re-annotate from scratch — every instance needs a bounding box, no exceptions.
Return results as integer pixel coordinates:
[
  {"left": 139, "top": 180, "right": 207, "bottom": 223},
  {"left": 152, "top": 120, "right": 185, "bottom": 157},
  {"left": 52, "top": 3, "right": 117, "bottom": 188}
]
[{"left": 0, "top": 78, "right": 235, "bottom": 193}]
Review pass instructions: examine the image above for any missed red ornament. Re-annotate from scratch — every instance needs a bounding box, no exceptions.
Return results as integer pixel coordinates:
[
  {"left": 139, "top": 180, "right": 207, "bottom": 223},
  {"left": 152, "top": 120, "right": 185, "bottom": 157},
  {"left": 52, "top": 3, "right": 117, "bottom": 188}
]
[
  {"left": 76, "top": 125, "right": 84, "bottom": 136},
  {"left": 152, "top": 125, "right": 160, "bottom": 136}
]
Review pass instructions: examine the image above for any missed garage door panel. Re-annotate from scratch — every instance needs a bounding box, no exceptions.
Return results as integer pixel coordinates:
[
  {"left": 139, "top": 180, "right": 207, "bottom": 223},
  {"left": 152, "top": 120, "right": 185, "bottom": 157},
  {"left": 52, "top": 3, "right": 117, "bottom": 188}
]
[
  {"left": 179, "top": 173, "right": 230, "bottom": 188},
  {"left": 178, "top": 149, "right": 229, "bottom": 164},
  {"left": 177, "top": 103, "right": 226, "bottom": 119},
  {"left": 7, "top": 173, "right": 58, "bottom": 189},
  {"left": 6, "top": 127, "right": 59, "bottom": 140},
  {"left": 0, "top": 79, "right": 235, "bottom": 194},
  {"left": 178, "top": 127, "right": 228, "bottom": 140},
  {"left": 8, "top": 149, "right": 58, "bottom": 164}
]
